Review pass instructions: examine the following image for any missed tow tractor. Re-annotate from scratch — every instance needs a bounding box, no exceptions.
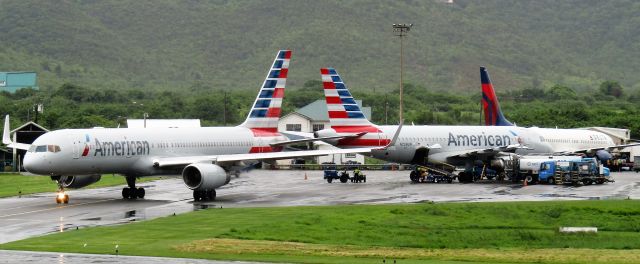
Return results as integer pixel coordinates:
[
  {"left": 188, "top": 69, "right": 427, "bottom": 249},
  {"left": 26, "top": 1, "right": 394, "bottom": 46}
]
[{"left": 322, "top": 162, "right": 366, "bottom": 183}]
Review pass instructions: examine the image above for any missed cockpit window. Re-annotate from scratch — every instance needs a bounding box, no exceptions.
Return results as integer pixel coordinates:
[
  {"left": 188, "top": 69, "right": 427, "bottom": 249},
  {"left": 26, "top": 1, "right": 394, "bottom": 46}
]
[
  {"left": 32, "top": 145, "right": 61, "bottom": 153},
  {"left": 48, "top": 145, "right": 61, "bottom": 153}
]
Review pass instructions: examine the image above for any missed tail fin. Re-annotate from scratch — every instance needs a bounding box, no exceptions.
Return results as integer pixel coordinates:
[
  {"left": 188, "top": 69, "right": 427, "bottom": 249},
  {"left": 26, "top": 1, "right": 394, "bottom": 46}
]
[
  {"left": 321, "top": 68, "right": 388, "bottom": 147},
  {"left": 321, "top": 68, "right": 375, "bottom": 130},
  {"left": 239, "top": 50, "right": 291, "bottom": 133},
  {"left": 481, "top": 67, "right": 513, "bottom": 126}
]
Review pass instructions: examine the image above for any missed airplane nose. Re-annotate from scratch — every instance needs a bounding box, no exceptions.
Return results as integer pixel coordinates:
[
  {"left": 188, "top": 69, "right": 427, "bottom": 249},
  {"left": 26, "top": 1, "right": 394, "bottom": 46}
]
[{"left": 22, "top": 153, "right": 40, "bottom": 174}]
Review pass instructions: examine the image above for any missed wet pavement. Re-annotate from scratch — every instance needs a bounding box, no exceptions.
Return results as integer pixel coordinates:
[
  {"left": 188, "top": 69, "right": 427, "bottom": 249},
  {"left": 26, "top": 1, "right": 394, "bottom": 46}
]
[
  {"left": 0, "top": 170, "right": 638, "bottom": 260},
  {"left": 0, "top": 250, "right": 261, "bottom": 264}
]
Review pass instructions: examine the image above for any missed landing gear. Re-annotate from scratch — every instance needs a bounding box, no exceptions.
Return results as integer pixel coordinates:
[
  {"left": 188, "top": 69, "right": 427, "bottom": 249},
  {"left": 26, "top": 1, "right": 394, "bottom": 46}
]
[
  {"left": 122, "top": 176, "right": 145, "bottom": 199},
  {"left": 193, "top": 189, "right": 216, "bottom": 202},
  {"left": 55, "top": 191, "right": 69, "bottom": 204},
  {"left": 54, "top": 177, "right": 69, "bottom": 204}
]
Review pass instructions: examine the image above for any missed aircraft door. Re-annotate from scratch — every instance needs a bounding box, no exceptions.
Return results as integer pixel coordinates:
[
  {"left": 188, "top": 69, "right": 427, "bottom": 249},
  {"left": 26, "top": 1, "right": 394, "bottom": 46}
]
[{"left": 70, "top": 135, "right": 80, "bottom": 159}]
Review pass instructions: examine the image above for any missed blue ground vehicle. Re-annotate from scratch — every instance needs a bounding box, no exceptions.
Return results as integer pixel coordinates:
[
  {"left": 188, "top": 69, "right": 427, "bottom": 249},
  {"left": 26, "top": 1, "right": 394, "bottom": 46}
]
[
  {"left": 538, "top": 158, "right": 610, "bottom": 185},
  {"left": 322, "top": 162, "right": 350, "bottom": 183}
]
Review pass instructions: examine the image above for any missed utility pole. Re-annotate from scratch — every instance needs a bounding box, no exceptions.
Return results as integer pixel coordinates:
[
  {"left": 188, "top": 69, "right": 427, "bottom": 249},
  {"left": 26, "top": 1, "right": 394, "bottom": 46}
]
[
  {"left": 223, "top": 90, "right": 228, "bottom": 126},
  {"left": 393, "top": 23, "right": 412, "bottom": 124}
]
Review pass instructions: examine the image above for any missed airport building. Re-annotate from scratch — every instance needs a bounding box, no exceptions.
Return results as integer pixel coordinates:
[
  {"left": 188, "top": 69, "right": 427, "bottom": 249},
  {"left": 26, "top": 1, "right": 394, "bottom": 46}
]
[
  {"left": 2, "top": 121, "right": 48, "bottom": 172},
  {"left": 278, "top": 100, "right": 371, "bottom": 165},
  {"left": 0, "top": 72, "right": 38, "bottom": 93}
]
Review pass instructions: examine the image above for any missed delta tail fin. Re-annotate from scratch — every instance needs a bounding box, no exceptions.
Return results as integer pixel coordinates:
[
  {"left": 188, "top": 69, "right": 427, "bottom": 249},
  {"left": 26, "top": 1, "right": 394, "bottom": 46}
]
[
  {"left": 320, "top": 68, "right": 389, "bottom": 147},
  {"left": 239, "top": 50, "right": 291, "bottom": 133},
  {"left": 481, "top": 67, "right": 513, "bottom": 126}
]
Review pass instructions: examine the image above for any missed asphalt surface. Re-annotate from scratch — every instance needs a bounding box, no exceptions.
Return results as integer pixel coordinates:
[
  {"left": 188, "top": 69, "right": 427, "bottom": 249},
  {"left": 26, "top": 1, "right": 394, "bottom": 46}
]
[
  {"left": 0, "top": 170, "right": 638, "bottom": 262},
  {"left": 0, "top": 250, "right": 261, "bottom": 264}
]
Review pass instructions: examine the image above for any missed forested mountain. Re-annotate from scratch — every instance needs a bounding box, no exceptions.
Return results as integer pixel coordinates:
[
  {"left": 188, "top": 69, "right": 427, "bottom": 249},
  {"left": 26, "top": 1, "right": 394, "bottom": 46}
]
[{"left": 0, "top": 0, "right": 638, "bottom": 93}]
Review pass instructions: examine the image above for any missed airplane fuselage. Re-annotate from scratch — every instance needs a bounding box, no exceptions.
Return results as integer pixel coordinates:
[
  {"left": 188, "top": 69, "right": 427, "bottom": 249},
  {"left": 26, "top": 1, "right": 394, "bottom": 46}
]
[
  {"left": 23, "top": 127, "right": 285, "bottom": 176},
  {"left": 361, "top": 125, "right": 614, "bottom": 166}
]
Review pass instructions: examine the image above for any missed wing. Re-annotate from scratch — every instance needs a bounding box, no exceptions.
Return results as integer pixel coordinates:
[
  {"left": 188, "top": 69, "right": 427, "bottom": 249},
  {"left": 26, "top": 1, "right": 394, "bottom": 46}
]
[
  {"left": 270, "top": 132, "right": 367, "bottom": 147},
  {"left": 565, "top": 142, "right": 640, "bottom": 154},
  {"left": 153, "top": 148, "right": 373, "bottom": 167},
  {"left": 442, "top": 144, "right": 525, "bottom": 159}
]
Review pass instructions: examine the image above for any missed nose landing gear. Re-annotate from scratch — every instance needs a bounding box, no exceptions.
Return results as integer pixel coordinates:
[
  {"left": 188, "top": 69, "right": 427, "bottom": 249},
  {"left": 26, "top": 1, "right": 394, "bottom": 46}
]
[
  {"left": 55, "top": 191, "right": 69, "bottom": 204},
  {"left": 54, "top": 177, "right": 69, "bottom": 204},
  {"left": 122, "top": 176, "right": 145, "bottom": 199}
]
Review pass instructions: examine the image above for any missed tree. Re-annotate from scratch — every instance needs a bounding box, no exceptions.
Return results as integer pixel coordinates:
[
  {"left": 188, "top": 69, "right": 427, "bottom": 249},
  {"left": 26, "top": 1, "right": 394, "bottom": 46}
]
[{"left": 599, "top": 80, "right": 624, "bottom": 98}]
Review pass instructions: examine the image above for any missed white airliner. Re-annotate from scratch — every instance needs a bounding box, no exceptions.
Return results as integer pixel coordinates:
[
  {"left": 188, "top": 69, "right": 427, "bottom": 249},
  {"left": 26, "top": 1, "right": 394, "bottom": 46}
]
[
  {"left": 480, "top": 66, "right": 638, "bottom": 160},
  {"left": 313, "top": 68, "right": 620, "bottom": 182},
  {"left": 1, "top": 51, "right": 377, "bottom": 204}
]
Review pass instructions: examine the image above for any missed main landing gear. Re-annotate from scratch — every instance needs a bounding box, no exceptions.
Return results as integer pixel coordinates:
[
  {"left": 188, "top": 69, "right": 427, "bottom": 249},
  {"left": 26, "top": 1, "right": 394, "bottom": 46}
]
[
  {"left": 193, "top": 189, "right": 215, "bottom": 202},
  {"left": 122, "top": 176, "right": 145, "bottom": 199}
]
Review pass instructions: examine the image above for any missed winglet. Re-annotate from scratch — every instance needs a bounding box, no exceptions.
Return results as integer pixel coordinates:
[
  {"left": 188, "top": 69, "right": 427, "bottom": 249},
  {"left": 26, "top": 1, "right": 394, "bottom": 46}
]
[
  {"left": 3, "top": 115, "right": 11, "bottom": 145},
  {"left": 381, "top": 120, "right": 403, "bottom": 149},
  {"left": 3, "top": 115, "right": 31, "bottom": 150}
]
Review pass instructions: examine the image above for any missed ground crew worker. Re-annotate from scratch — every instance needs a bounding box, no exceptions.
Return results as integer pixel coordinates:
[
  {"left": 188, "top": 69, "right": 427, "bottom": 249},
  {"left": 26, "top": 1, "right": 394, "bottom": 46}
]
[{"left": 419, "top": 167, "right": 427, "bottom": 182}]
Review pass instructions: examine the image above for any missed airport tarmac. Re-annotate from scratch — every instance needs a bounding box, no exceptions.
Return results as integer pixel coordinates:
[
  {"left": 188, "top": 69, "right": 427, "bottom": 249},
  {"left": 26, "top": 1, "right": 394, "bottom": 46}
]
[
  {"left": 0, "top": 250, "right": 261, "bottom": 264},
  {"left": 0, "top": 170, "right": 639, "bottom": 246}
]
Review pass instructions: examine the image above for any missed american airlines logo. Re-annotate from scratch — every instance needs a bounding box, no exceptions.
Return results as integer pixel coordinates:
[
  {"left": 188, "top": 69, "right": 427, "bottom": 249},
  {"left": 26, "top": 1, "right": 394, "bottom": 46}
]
[
  {"left": 94, "top": 138, "right": 150, "bottom": 156},
  {"left": 447, "top": 132, "right": 512, "bottom": 147}
]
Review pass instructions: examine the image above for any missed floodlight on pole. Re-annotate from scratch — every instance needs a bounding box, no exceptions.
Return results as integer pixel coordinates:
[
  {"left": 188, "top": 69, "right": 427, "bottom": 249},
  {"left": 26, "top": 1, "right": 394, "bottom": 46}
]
[{"left": 392, "top": 23, "right": 412, "bottom": 124}]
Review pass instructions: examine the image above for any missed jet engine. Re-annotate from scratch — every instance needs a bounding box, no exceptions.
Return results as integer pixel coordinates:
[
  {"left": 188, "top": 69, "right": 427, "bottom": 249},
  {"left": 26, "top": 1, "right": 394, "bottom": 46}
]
[
  {"left": 489, "top": 158, "right": 506, "bottom": 170},
  {"left": 313, "top": 128, "right": 340, "bottom": 145},
  {"left": 182, "top": 163, "right": 230, "bottom": 191},
  {"left": 58, "top": 175, "right": 102, "bottom": 189}
]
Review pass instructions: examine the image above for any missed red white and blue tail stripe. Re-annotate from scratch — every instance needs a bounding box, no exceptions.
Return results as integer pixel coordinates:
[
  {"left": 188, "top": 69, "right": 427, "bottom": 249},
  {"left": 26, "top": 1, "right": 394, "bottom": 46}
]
[
  {"left": 239, "top": 50, "right": 290, "bottom": 153},
  {"left": 240, "top": 50, "right": 291, "bottom": 134},
  {"left": 321, "top": 68, "right": 388, "bottom": 147},
  {"left": 481, "top": 67, "right": 513, "bottom": 126}
]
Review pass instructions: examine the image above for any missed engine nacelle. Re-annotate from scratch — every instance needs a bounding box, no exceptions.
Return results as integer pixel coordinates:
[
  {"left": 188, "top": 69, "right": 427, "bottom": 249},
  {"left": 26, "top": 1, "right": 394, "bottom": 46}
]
[
  {"left": 182, "top": 163, "right": 230, "bottom": 191},
  {"left": 314, "top": 128, "right": 340, "bottom": 145},
  {"left": 59, "top": 175, "right": 102, "bottom": 189},
  {"left": 490, "top": 159, "right": 505, "bottom": 170}
]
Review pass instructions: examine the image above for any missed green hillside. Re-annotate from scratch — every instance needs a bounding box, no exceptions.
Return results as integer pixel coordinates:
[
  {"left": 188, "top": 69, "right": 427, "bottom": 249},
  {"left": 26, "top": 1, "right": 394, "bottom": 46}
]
[{"left": 0, "top": 0, "right": 638, "bottom": 92}]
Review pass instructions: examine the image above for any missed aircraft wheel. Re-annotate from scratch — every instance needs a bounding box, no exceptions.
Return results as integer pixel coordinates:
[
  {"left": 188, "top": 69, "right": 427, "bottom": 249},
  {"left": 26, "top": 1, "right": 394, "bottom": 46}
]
[
  {"left": 122, "top": 188, "right": 130, "bottom": 199},
  {"left": 193, "top": 191, "right": 200, "bottom": 201},
  {"left": 137, "top": 188, "right": 145, "bottom": 198},
  {"left": 208, "top": 190, "right": 216, "bottom": 200}
]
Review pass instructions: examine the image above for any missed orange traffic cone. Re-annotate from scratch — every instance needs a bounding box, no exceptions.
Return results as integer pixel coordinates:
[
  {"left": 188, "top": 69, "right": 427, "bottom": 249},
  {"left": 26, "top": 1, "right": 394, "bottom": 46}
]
[
  {"left": 523, "top": 177, "right": 528, "bottom": 187},
  {"left": 304, "top": 173, "right": 308, "bottom": 180}
]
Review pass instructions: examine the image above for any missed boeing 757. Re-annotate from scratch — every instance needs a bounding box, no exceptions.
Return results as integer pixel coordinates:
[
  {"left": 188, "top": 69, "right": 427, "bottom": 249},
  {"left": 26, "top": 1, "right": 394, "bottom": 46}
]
[{"left": 2, "top": 51, "right": 376, "bottom": 203}]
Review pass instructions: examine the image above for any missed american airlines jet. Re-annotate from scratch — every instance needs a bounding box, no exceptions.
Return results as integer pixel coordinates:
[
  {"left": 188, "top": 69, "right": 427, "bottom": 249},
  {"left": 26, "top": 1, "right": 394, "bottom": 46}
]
[
  {"left": 313, "top": 68, "right": 550, "bottom": 182},
  {"left": 2, "top": 51, "right": 374, "bottom": 204},
  {"left": 480, "top": 66, "right": 637, "bottom": 161}
]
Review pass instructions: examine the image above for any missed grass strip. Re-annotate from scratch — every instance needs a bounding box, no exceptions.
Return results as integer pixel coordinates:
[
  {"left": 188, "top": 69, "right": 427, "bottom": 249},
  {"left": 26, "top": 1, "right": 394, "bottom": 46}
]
[
  {"left": 2, "top": 200, "right": 639, "bottom": 263},
  {"left": 0, "top": 174, "right": 165, "bottom": 198}
]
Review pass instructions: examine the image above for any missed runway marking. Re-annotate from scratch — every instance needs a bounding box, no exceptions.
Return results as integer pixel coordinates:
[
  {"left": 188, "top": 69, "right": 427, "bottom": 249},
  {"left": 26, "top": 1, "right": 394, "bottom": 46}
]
[{"left": 0, "top": 198, "right": 121, "bottom": 218}]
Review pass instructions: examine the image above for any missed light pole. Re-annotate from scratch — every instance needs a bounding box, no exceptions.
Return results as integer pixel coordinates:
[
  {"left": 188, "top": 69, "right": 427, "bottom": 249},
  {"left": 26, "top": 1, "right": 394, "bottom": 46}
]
[{"left": 393, "top": 23, "right": 412, "bottom": 124}]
